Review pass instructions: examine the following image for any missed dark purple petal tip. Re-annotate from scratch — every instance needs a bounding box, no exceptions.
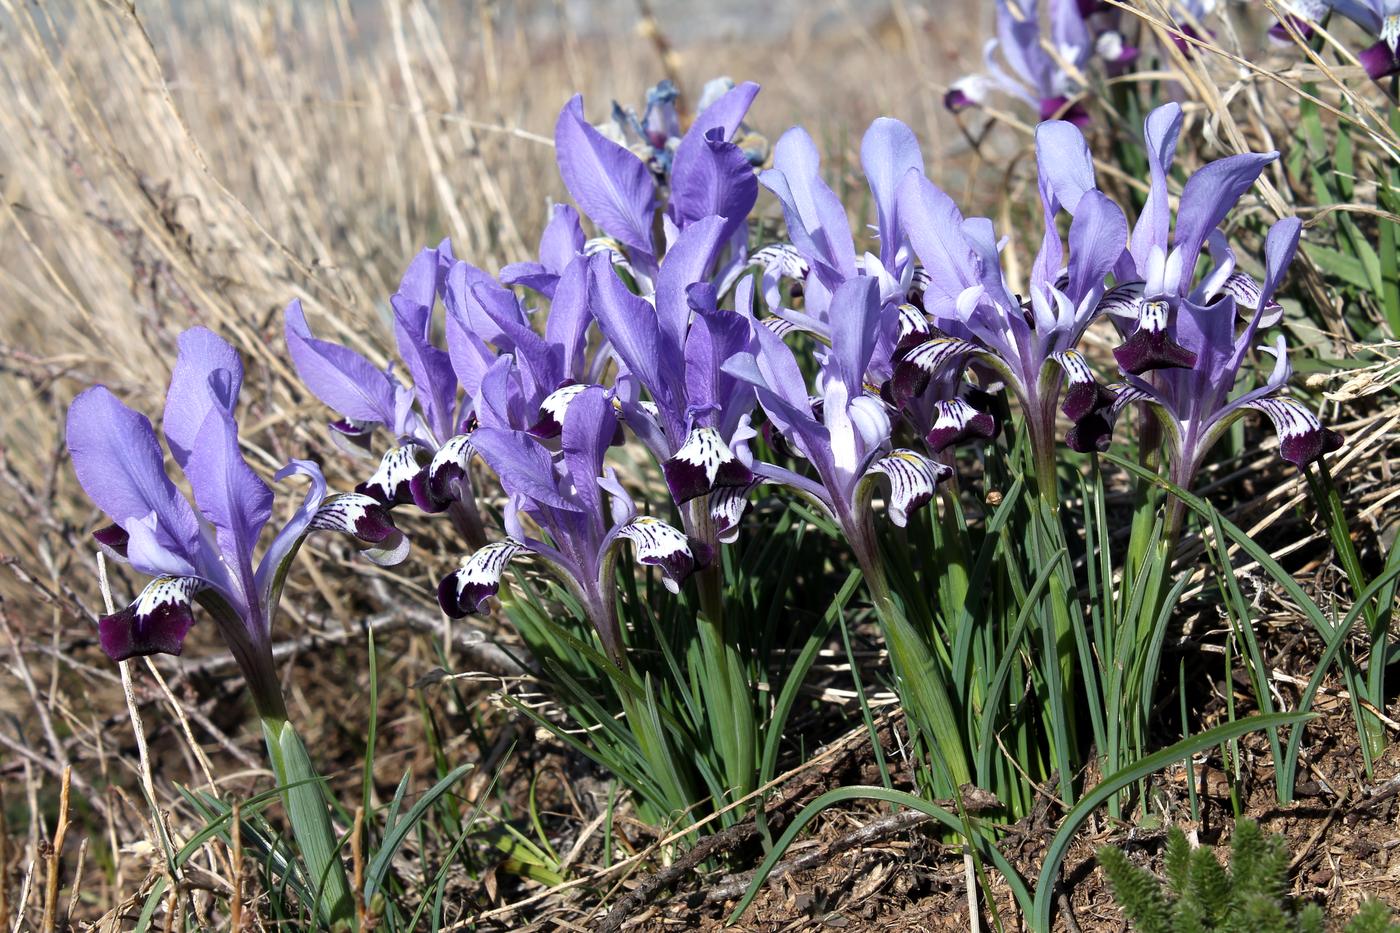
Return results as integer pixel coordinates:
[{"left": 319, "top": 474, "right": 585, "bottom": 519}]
[
  {"left": 309, "top": 493, "right": 400, "bottom": 543},
  {"left": 1061, "top": 377, "right": 1116, "bottom": 423},
  {"left": 93, "top": 523, "right": 130, "bottom": 559},
  {"left": 925, "top": 399, "right": 995, "bottom": 454},
  {"left": 1039, "top": 96, "right": 1091, "bottom": 128},
  {"left": 619, "top": 517, "right": 697, "bottom": 594},
  {"left": 99, "top": 576, "right": 200, "bottom": 662},
  {"left": 943, "top": 88, "right": 974, "bottom": 114},
  {"left": 661, "top": 427, "right": 754, "bottom": 504},
  {"left": 1359, "top": 39, "right": 1400, "bottom": 81},
  {"left": 1113, "top": 328, "right": 1197, "bottom": 375},
  {"left": 437, "top": 540, "right": 524, "bottom": 618}
]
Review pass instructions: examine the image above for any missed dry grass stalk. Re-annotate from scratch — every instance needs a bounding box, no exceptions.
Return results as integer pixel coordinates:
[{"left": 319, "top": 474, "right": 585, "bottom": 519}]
[{"left": 39, "top": 765, "right": 70, "bottom": 933}]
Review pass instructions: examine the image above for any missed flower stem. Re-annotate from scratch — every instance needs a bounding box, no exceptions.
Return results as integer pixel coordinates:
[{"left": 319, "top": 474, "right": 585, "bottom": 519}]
[
  {"left": 259, "top": 714, "right": 355, "bottom": 927},
  {"left": 854, "top": 522, "right": 970, "bottom": 791},
  {"left": 688, "top": 500, "right": 757, "bottom": 807}
]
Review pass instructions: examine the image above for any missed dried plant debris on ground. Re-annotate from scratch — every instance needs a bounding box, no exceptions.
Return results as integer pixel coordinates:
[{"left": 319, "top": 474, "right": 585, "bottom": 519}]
[{"left": 4, "top": 0, "right": 1400, "bottom": 931}]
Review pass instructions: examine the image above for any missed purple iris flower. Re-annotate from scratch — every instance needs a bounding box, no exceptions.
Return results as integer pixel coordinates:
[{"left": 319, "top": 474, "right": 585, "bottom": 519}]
[
  {"left": 756, "top": 116, "right": 939, "bottom": 385},
  {"left": 1067, "top": 104, "right": 1342, "bottom": 484},
  {"left": 499, "top": 204, "right": 587, "bottom": 300},
  {"left": 553, "top": 81, "right": 762, "bottom": 281},
  {"left": 1329, "top": 0, "right": 1400, "bottom": 78},
  {"left": 945, "top": 0, "right": 1094, "bottom": 127},
  {"left": 1268, "top": 0, "right": 1330, "bottom": 43},
  {"left": 66, "top": 328, "right": 407, "bottom": 713},
  {"left": 436, "top": 387, "right": 699, "bottom": 660},
  {"left": 581, "top": 215, "right": 757, "bottom": 513},
  {"left": 610, "top": 79, "right": 683, "bottom": 176},
  {"left": 285, "top": 242, "right": 463, "bottom": 510},
  {"left": 892, "top": 116, "right": 1127, "bottom": 480},
  {"left": 721, "top": 276, "right": 953, "bottom": 563}
]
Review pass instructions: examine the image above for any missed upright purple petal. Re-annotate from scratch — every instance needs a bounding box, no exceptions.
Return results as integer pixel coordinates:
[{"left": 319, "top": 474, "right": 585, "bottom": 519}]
[
  {"left": 830, "top": 276, "right": 883, "bottom": 396},
  {"left": 554, "top": 94, "right": 657, "bottom": 257},
  {"left": 668, "top": 130, "right": 758, "bottom": 240},
  {"left": 545, "top": 257, "right": 594, "bottom": 381},
  {"left": 1035, "top": 119, "right": 1097, "bottom": 215},
  {"left": 759, "top": 126, "right": 857, "bottom": 287},
  {"left": 1171, "top": 152, "right": 1278, "bottom": 293},
  {"left": 586, "top": 253, "right": 684, "bottom": 438},
  {"left": 185, "top": 407, "right": 272, "bottom": 615},
  {"left": 1064, "top": 191, "right": 1128, "bottom": 306},
  {"left": 284, "top": 300, "right": 399, "bottom": 427},
  {"left": 654, "top": 215, "right": 727, "bottom": 356},
  {"left": 1129, "top": 103, "right": 1183, "bottom": 273},
  {"left": 682, "top": 80, "right": 760, "bottom": 156},
  {"left": 559, "top": 386, "right": 613, "bottom": 521},
  {"left": 162, "top": 328, "right": 244, "bottom": 470},
  {"left": 539, "top": 204, "right": 586, "bottom": 274},
  {"left": 254, "top": 459, "right": 327, "bottom": 604},
  {"left": 66, "top": 387, "right": 202, "bottom": 569},
  {"left": 391, "top": 271, "right": 458, "bottom": 442},
  {"left": 860, "top": 118, "right": 924, "bottom": 270},
  {"left": 897, "top": 172, "right": 978, "bottom": 310}
]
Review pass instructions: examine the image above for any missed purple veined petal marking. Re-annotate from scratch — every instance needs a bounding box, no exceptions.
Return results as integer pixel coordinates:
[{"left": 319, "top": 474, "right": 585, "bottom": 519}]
[
  {"left": 907, "top": 266, "right": 933, "bottom": 307},
  {"left": 892, "top": 336, "right": 982, "bottom": 407},
  {"left": 661, "top": 425, "right": 755, "bottom": 504},
  {"left": 750, "top": 242, "right": 812, "bottom": 282},
  {"left": 1065, "top": 382, "right": 1150, "bottom": 453},
  {"left": 1051, "top": 349, "right": 1112, "bottom": 422},
  {"left": 896, "top": 302, "right": 932, "bottom": 351},
  {"left": 356, "top": 445, "right": 424, "bottom": 506},
  {"left": 865, "top": 449, "right": 951, "bottom": 527},
  {"left": 416, "top": 433, "right": 478, "bottom": 508},
  {"left": 1243, "top": 397, "right": 1344, "bottom": 468},
  {"left": 1219, "top": 271, "right": 1284, "bottom": 327},
  {"left": 617, "top": 516, "right": 697, "bottom": 594},
  {"left": 925, "top": 398, "right": 997, "bottom": 453},
  {"left": 529, "top": 383, "right": 589, "bottom": 439},
  {"left": 99, "top": 575, "right": 202, "bottom": 662},
  {"left": 309, "top": 493, "right": 399, "bottom": 544},
  {"left": 1096, "top": 282, "right": 1144, "bottom": 321},
  {"left": 762, "top": 317, "right": 800, "bottom": 338},
  {"left": 1113, "top": 298, "right": 1197, "bottom": 374},
  {"left": 709, "top": 480, "right": 759, "bottom": 544},
  {"left": 437, "top": 538, "right": 528, "bottom": 618}
]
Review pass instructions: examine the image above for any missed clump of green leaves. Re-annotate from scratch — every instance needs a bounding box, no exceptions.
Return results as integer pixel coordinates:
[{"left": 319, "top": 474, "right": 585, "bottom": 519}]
[{"left": 1099, "top": 821, "right": 1400, "bottom": 933}]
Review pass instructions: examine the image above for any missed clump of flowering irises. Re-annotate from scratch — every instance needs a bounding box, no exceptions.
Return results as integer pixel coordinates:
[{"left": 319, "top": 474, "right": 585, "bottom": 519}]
[
  {"left": 946, "top": 0, "right": 1395, "bottom": 128},
  {"left": 66, "top": 76, "right": 1343, "bottom": 917}
]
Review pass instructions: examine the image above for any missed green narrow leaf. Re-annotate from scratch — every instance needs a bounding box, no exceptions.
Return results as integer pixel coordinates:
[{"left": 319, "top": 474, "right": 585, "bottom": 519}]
[
  {"left": 364, "top": 762, "right": 473, "bottom": 902},
  {"left": 1030, "top": 712, "right": 1311, "bottom": 931}
]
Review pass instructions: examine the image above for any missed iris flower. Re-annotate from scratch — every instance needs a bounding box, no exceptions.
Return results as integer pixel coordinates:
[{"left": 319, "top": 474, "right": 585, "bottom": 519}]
[
  {"left": 436, "top": 387, "right": 699, "bottom": 660},
  {"left": 945, "top": 0, "right": 1095, "bottom": 126},
  {"left": 1329, "top": 0, "right": 1400, "bottom": 78},
  {"left": 553, "top": 81, "right": 762, "bottom": 283},
  {"left": 67, "top": 328, "right": 406, "bottom": 714},
  {"left": 722, "top": 276, "right": 952, "bottom": 565},
  {"left": 892, "top": 116, "right": 1127, "bottom": 483},
  {"left": 582, "top": 217, "right": 756, "bottom": 515},
  {"left": 1067, "top": 104, "right": 1342, "bottom": 491}
]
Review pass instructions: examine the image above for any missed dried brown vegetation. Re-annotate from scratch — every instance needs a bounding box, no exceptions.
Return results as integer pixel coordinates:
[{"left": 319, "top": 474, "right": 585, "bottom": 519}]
[{"left": 2, "top": 1, "right": 1398, "bottom": 930}]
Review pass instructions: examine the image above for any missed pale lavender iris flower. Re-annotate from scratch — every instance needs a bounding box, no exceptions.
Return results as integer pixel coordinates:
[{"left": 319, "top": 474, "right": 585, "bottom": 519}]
[
  {"left": 722, "top": 276, "right": 952, "bottom": 561},
  {"left": 67, "top": 328, "right": 406, "bottom": 713},
  {"left": 1066, "top": 104, "right": 1342, "bottom": 486},
  {"left": 436, "top": 387, "right": 698, "bottom": 660}
]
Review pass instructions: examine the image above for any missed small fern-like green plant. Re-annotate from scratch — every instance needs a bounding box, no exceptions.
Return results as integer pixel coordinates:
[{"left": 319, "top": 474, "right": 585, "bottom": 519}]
[{"left": 1098, "top": 820, "right": 1399, "bottom": 933}]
